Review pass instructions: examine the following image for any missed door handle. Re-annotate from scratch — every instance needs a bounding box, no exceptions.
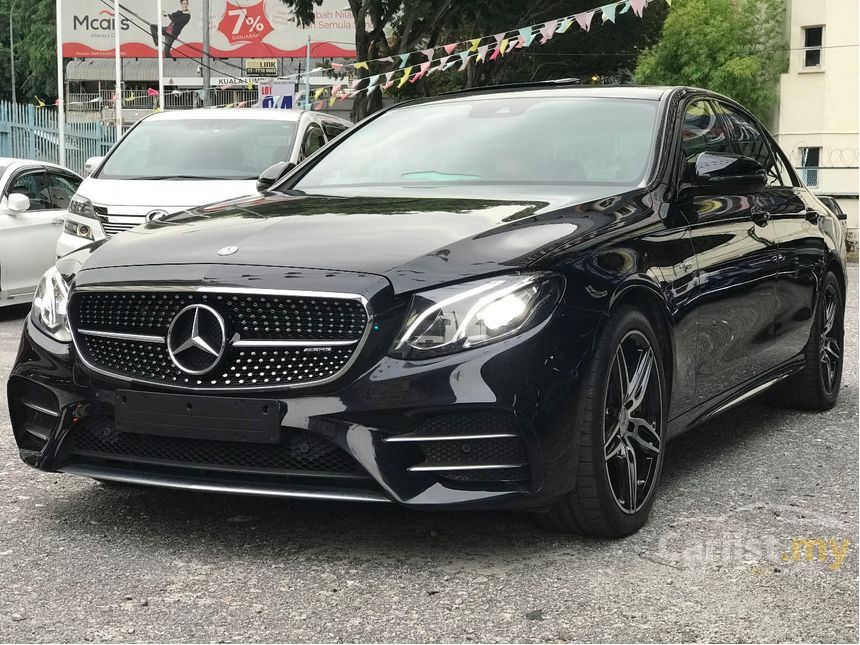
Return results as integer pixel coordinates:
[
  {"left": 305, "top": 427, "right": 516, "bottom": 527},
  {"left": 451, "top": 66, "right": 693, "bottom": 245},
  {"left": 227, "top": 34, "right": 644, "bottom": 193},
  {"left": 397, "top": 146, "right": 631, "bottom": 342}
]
[{"left": 750, "top": 207, "right": 769, "bottom": 226}]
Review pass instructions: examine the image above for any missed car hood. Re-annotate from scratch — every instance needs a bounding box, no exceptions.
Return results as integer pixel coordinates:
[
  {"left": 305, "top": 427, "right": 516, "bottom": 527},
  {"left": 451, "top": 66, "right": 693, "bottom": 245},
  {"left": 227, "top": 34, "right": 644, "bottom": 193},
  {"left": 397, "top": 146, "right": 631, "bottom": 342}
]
[
  {"left": 79, "top": 186, "right": 639, "bottom": 293},
  {"left": 78, "top": 177, "right": 259, "bottom": 213}
]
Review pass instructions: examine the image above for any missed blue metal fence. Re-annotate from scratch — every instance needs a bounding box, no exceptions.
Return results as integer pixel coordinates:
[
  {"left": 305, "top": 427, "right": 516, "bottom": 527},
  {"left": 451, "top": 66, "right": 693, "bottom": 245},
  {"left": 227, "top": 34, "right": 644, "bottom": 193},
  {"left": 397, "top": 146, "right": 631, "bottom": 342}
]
[{"left": 0, "top": 102, "right": 117, "bottom": 176}]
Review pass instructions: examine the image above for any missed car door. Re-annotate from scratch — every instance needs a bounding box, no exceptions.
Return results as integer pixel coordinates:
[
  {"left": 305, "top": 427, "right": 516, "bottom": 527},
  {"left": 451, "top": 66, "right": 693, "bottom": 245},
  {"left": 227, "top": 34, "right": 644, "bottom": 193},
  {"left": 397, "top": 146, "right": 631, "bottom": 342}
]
[
  {"left": 713, "top": 101, "right": 824, "bottom": 367},
  {"left": 0, "top": 167, "right": 65, "bottom": 296},
  {"left": 677, "top": 99, "right": 781, "bottom": 404}
]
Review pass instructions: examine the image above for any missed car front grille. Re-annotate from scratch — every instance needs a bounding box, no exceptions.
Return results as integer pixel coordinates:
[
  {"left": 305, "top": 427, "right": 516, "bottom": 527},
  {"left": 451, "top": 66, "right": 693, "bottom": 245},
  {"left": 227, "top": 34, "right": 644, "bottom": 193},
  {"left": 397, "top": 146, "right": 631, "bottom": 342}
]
[
  {"left": 93, "top": 206, "right": 141, "bottom": 237},
  {"left": 63, "top": 416, "right": 368, "bottom": 478},
  {"left": 69, "top": 290, "right": 370, "bottom": 391}
]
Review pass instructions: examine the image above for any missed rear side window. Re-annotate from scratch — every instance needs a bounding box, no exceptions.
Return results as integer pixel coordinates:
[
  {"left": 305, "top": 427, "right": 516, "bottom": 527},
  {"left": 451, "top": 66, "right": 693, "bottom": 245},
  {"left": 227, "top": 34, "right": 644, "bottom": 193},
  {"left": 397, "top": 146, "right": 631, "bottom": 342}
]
[
  {"left": 714, "top": 102, "right": 781, "bottom": 185},
  {"left": 321, "top": 121, "right": 348, "bottom": 140},
  {"left": 47, "top": 172, "right": 82, "bottom": 209},
  {"left": 681, "top": 101, "right": 730, "bottom": 162}
]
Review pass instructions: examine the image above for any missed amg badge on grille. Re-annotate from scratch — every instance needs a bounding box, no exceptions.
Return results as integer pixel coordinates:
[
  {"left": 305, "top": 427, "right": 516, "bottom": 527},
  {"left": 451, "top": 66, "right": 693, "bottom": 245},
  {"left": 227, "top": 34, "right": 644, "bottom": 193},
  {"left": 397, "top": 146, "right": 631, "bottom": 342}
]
[{"left": 217, "top": 246, "right": 239, "bottom": 256}]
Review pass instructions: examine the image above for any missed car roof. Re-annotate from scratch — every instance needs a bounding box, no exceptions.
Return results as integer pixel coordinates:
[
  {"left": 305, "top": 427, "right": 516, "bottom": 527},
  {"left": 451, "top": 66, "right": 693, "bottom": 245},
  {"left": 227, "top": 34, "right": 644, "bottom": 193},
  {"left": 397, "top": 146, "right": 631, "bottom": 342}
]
[
  {"left": 388, "top": 82, "right": 729, "bottom": 110},
  {"left": 141, "top": 108, "right": 349, "bottom": 124},
  {"left": 0, "top": 157, "right": 79, "bottom": 174}
]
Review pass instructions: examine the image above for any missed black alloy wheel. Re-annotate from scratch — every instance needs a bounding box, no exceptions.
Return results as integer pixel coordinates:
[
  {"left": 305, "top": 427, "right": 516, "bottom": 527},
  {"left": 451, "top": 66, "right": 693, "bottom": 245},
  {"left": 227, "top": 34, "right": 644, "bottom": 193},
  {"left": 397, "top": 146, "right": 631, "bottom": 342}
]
[
  {"left": 603, "top": 331, "right": 663, "bottom": 514},
  {"left": 539, "top": 306, "right": 667, "bottom": 537}
]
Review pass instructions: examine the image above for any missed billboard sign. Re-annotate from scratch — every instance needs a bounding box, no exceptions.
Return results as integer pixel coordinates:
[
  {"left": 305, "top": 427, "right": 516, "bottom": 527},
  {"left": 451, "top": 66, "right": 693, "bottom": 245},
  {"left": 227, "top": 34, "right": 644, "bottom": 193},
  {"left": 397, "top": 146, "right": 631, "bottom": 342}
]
[
  {"left": 244, "top": 57, "right": 278, "bottom": 76},
  {"left": 257, "top": 80, "right": 294, "bottom": 109},
  {"left": 62, "top": 0, "right": 356, "bottom": 59}
]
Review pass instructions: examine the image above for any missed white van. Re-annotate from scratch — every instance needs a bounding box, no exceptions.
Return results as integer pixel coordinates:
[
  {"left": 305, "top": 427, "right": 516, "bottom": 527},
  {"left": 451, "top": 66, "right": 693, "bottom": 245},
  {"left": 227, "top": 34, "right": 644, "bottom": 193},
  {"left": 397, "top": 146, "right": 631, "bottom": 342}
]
[{"left": 58, "top": 108, "right": 351, "bottom": 257}]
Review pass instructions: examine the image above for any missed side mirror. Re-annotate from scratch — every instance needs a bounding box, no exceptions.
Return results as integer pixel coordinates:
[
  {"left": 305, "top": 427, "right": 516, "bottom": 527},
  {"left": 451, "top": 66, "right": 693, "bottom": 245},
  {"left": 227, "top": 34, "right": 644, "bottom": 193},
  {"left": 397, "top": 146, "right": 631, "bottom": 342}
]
[
  {"left": 689, "top": 152, "right": 767, "bottom": 194},
  {"left": 7, "top": 193, "right": 30, "bottom": 214},
  {"left": 83, "top": 156, "right": 104, "bottom": 177},
  {"left": 256, "top": 161, "right": 295, "bottom": 193}
]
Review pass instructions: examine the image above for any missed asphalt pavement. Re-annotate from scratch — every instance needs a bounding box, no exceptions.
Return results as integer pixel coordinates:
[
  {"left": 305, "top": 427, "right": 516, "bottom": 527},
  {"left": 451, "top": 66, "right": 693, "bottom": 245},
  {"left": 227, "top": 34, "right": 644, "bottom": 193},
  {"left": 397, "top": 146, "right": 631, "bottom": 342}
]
[{"left": 0, "top": 272, "right": 857, "bottom": 643}]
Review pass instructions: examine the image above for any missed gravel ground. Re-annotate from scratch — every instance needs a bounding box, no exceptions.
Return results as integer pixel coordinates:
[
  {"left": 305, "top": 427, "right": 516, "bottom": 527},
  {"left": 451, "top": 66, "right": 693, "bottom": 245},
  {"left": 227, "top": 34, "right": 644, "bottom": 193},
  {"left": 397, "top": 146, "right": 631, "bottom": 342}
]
[{"left": 0, "top": 271, "right": 857, "bottom": 643}]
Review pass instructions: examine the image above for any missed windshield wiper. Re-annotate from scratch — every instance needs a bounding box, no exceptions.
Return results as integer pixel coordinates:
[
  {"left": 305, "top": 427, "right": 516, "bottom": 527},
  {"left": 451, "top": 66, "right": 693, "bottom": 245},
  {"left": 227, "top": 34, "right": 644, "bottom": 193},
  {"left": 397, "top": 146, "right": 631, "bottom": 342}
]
[{"left": 125, "top": 175, "right": 240, "bottom": 180}]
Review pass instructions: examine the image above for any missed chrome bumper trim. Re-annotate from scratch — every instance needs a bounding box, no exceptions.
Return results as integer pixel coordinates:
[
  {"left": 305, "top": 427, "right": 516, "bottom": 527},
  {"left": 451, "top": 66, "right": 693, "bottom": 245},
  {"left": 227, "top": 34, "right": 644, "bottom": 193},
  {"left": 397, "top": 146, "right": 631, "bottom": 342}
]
[{"left": 60, "top": 465, "right": 391, "bottom": 503}]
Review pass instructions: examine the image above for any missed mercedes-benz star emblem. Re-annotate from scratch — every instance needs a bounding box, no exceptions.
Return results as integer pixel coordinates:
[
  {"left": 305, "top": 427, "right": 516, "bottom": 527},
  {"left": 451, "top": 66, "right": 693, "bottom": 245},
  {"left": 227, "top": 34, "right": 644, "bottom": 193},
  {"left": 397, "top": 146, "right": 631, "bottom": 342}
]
[
  {"left": 166, "top": 305, "right": 227, "bottom": 375},
  {"left": 145, "top": 209, "right": 170, "bottom": 223},
  {"left": 217, "top": 245, "right": 239, "bottom": 256}
]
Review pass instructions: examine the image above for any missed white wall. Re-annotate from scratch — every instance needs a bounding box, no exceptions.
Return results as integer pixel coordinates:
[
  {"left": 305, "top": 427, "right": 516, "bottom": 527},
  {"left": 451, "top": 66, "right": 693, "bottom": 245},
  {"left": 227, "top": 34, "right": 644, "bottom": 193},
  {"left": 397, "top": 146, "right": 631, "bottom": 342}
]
[{"left": 776, "top": 0, "right": 859, "bottom": 239}]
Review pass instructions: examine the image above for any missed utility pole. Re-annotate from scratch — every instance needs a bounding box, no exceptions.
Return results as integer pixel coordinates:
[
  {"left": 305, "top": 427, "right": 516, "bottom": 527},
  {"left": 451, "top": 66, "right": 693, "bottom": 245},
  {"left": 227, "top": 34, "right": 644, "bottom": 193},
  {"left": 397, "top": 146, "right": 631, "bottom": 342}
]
[
  {"left": 55, "top": 0, "right": 65, "bottom": 166},
  {"left": 202, "top": 0, "right": 210, "bottom": 107},
  {"left": 9, "top": 0, "right": 16, "bottom": 104},
  {"left": 304, "top": 35, "right": 311, "bottom": 109},
  {"left": 156, "top": 0, "right": 165, "bottom": 110},
  {"left": 113, "top": 0, "right": 122, "bottom": 136}
]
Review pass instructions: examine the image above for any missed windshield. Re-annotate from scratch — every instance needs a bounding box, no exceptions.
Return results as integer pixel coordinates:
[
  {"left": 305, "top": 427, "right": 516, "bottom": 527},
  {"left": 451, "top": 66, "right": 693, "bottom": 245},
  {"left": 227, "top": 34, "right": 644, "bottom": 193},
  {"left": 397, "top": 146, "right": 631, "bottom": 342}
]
[
  {"left": 97, "top": 118, "right": 298, "bottom": 180},
  {"left": 294, "top": 97, "right": 658, "bottom": 191}
]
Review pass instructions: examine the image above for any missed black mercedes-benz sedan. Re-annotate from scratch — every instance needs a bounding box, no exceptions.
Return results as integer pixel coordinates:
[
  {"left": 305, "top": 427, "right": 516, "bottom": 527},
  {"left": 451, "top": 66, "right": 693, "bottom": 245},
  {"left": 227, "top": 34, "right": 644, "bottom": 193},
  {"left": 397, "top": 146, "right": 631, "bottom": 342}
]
[{"left": 8, "top": 84, "right": 846, "bottom": 536}]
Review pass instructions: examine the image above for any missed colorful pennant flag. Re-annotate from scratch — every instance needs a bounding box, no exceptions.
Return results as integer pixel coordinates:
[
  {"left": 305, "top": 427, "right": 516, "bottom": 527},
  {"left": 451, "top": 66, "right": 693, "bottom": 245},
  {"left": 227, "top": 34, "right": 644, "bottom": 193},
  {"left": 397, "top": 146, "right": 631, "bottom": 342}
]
[
  {"left": 575, "top": 10, "right": 597, "bottom": 31},
  {"left": 444, "top": 43, "right": 458, "bottom": 55},
  {"left": 630, "top": 0, "right": 647, "bottom": 16},
  {"left": 601, "top": 3, "right": 617, "bottom": 22},
  {"left": 147, "top": 87, "right": 159, "bottom": 97},
  {"left": 540, "top": 19, "right": 558, "bottom": 43}
]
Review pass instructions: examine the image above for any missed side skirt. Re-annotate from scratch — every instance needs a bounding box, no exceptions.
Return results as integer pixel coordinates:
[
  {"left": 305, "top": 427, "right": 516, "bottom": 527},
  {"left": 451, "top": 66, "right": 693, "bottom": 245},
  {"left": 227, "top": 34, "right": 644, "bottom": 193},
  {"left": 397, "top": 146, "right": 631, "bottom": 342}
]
[{"left": 666, "top": 359, "right": 806, "bottom": 439}]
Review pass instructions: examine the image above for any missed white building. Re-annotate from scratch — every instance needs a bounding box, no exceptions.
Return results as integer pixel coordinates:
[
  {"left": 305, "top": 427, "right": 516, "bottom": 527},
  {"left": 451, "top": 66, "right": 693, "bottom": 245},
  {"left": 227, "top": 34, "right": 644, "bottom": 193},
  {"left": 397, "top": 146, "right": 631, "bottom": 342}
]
[{"left": 776, "top": 0, "right": 859, "bottom": 246}]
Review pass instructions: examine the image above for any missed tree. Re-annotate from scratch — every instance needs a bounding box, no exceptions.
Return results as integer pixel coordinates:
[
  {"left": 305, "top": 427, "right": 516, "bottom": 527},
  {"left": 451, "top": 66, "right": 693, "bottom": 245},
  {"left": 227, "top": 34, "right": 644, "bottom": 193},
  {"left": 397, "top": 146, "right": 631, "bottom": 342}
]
[{"left": 634, "top": 0, "right": 788, "bottom": 123}]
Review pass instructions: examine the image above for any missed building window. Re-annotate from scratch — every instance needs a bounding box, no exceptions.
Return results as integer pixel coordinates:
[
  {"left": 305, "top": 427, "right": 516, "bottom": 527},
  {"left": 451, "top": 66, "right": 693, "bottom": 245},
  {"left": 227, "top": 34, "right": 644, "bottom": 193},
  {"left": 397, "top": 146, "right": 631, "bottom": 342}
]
[
  {"left": 800, "top": 146, "right": 821, "bottom": 187},
  {"left": 803, "top": 26, "right": 824, "bottom": 68}
]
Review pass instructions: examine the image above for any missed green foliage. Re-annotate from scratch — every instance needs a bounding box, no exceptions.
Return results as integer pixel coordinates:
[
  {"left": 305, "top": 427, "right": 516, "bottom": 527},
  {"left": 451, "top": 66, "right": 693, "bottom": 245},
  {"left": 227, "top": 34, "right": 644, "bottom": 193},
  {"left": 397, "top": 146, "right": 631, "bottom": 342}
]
[{"left": 635, "top": 0, "right": 788, "bottom": 122}]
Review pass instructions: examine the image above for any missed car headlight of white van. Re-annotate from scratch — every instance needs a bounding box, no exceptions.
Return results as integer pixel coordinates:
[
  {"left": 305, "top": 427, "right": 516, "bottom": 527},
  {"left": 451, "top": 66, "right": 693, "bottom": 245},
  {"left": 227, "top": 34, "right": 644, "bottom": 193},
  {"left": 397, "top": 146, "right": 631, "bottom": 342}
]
[
  {"left": 390, "top": 273, "right": 564, "bottom": 360},
  {"left": 31, "top": 267, "right": 72, "bottom": 342},
  {"left": 68, "top": 195, "right": 97, "bottom": 220}
]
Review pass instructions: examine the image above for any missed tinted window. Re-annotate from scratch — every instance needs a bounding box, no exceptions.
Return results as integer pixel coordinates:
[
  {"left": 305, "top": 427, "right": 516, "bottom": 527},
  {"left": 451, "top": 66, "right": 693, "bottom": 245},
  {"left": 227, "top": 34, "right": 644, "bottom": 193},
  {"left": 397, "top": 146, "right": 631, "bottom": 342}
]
[
  {"left": 321, "top": 121, "right": 348, "bottom": 140},
  {"left": 715, "top": 103, "right": 779, "bottom": 184},
  {"left": 47, "top": 172, "right": 82, "bottom": 209},
  {"left": 296, "top": 98, "right": 658, "bottom": 189},
  {"left": 681, "top": 101, "right": 730, "bottom": 162},
  {"left": 98, "top": 119, "right": 298, "bottom": 179},
  {"left": 300, "top": 124, "right": 326, "bottom": 160},
  {"left": 8, "top": 170, "right": 52, "bottom": 210}
]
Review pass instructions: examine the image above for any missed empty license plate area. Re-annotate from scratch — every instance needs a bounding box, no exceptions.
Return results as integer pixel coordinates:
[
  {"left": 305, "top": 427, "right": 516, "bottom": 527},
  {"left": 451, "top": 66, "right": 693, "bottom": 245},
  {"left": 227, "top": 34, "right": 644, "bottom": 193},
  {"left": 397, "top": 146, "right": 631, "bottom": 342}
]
[{"left": 114, "top": 390, "right": 281, "bottom": 444}]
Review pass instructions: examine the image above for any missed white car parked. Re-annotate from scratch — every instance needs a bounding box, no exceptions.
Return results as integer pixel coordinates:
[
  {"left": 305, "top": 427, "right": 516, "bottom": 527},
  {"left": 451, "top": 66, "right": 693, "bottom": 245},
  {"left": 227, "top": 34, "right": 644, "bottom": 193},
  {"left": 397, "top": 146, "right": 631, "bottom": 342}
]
[
  {"left": 59, "top": 108, "right": 351, "bottom": 258},
  {"left": 0, "top": 159, "right": 82, "bottom": 307}
]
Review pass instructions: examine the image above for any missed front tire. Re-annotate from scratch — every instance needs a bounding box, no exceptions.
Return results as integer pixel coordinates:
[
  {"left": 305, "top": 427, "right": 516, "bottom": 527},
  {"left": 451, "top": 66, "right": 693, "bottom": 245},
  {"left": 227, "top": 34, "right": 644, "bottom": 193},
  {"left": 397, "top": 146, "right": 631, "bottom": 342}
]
[{"left": 539, "top": 306, "right": 667, "bottom": 537}]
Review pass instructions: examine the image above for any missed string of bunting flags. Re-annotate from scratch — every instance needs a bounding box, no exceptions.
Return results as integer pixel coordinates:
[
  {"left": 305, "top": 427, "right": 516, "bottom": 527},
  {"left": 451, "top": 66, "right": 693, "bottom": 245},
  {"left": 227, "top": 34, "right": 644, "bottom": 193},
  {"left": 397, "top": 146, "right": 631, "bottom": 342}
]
[{"left": 38, "top": 0, "right": 669, "bottom": 111}]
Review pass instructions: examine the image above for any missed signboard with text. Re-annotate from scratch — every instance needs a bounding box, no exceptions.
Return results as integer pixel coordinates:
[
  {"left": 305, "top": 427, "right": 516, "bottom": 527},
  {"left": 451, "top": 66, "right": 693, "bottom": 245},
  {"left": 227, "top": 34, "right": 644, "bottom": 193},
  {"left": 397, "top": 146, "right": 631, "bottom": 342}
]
[
  {"left": 61, "top": 0, "right": 355, "bottom": 59},
  {"left": 257, "top": 80, "right": 294, "bottom": 109},
  {"left": 244, "top": 58, "right": 278, "bottom": 76}
]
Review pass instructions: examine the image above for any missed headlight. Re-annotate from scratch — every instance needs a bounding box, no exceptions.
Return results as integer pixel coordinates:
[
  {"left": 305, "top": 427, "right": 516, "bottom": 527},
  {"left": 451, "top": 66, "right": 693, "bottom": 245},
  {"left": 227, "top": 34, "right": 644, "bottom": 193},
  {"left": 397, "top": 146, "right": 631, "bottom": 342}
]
[
  {"left": 68, "top": 195, "right": 97, "bottom": 220},
  {"left": 390, "top": 273, "right": 564, "bottom": 360},
  {"left": 64, "top": 218, "right": 94, "bottom": 240},
  {"left": 31, "top": 267, "right": 72, "bottom": 342}
]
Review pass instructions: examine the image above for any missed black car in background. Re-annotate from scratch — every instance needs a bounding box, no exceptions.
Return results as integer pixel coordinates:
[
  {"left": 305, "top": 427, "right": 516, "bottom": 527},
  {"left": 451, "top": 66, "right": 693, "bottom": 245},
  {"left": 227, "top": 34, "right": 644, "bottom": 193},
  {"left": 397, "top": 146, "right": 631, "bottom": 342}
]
[{"left": 8, "top": 84, "right": 846, "bottom": 537}]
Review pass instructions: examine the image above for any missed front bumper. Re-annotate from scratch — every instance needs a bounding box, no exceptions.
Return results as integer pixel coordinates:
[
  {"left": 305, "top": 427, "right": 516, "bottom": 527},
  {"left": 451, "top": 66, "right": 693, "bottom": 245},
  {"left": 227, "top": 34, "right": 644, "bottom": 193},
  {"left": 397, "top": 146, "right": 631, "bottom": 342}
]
[{"left": 9, "top": 306, "right": 600, "bottom": 510}]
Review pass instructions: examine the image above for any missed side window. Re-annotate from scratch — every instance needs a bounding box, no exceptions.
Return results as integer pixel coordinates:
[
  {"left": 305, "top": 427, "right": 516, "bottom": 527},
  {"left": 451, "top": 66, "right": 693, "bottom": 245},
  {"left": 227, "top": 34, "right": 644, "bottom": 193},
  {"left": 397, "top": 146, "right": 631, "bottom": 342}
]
[
  {"left": 47, "top": 172, "right": 82, "bottom": 210},
  {"left": 714, "top": 102, "right": 780, "bottom": 185},
  {"left": 300, "top": 124, "right": 326, "bottom": 160},
  {"left": 681, "top": 100, "right": 730, "bottom": 162},
  {"left": 7, "top": 170, "right": 52, "bottom": 211},
  {"left": 771, "top": 144, "right": 798, "bottom": 188},
  {"left": 321, "top": 121, "right": 348, "bottom": 141}
]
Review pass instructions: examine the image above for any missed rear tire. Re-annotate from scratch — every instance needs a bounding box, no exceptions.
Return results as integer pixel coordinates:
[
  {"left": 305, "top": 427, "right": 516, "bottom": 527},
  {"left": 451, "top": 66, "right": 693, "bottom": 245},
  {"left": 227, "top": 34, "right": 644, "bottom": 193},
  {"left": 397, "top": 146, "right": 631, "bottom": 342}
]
[
  {"left": 537, "top": 306, "right": 668, "bottom": 537},
  {"left": 768, "top": 272, "right": 843, "bottom": 411}
]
